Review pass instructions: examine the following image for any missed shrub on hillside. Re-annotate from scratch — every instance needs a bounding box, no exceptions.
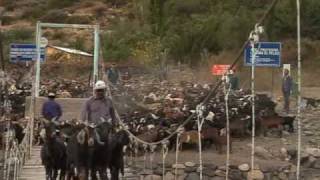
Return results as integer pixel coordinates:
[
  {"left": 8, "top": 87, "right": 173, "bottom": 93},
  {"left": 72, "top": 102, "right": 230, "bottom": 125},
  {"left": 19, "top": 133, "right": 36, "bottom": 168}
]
[
  {"left": 52, "top": 31, "right": 67, "bottom": 40},
  {"left": 105, "top": 0, "right": 129, "bottom": 7},
  {"left": 3, "top": 29, "right": 34, "bottom": 43},
  {"left": 22, "top": 6, "right": 47, "bottom": 20},
  {"left": 41, "top": 10, "right": 69, "bottom": 23},
  {"left": 93, "top": 6, "right": 108, "bottom": 17},
  {"left": 1, "top": 15, "right": 17, "bottom": 25},
  {"left": 65, "top": 15, "right": 93, "bottom": 24},
  {"left": 48, "top": 0, "right": 80, "bottom": 9},
  {"left": 69, "top": 37, "right": 87, "bottom": 52},
  {"left": 2, "top": 0, "right": 16, "bottom": 11}
]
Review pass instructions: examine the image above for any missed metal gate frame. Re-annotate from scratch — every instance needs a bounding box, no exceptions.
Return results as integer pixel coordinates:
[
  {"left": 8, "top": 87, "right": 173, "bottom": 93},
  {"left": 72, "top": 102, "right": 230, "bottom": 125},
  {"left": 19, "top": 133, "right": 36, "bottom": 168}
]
[
  {"left": 35, "top": 22, "right": 100, "bottom": 97},
  {"left": 30, "top": 22, "right": 100, "bottom": 154}
]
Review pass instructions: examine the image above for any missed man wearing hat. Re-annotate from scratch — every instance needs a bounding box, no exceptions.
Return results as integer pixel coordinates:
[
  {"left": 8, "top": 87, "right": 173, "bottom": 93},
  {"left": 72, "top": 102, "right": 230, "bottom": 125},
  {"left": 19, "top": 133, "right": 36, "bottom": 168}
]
[
  {"left": 41, "top": 92, "right": 62, "bottom": 121},
  {"left": 81, "top": 80, "right": 116, "bottom": 125}
]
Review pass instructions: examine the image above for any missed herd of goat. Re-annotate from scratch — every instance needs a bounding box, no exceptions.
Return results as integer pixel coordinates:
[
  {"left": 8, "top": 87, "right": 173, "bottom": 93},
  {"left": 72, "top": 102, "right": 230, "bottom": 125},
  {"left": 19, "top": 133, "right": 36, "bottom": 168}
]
[
  {"left": 33, "top": 89, "right": 302, "bottom": 180},
  {"left": 39, "top": 118, "right": 130, "bottom": 180},
  {"left": 4, "top": 84, "right": 320, "bottom": 180}
]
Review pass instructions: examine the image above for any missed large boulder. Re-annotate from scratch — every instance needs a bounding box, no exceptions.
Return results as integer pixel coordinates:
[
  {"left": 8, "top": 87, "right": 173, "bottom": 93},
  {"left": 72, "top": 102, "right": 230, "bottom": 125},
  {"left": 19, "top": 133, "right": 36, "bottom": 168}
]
[
  {"left": 238, "top": 163, "right": 250, "bottom": 172},
  {"left": 313, "top": 159, "right": 320, "bottom": 169},
  {"left": 306, "top": 148, "right": 320, "bottom": 158},
  {"left": 255, "top": 146, "right": 273, "bottom": 160},
  {"left": 145, "top": 175, "right": 162, "bottom": 180},
  {"left": 247, "top": 170, "right": 264, "bottom": 180},
  {"left": 185, "top": 173, "right": 200, "bottom": 180}
]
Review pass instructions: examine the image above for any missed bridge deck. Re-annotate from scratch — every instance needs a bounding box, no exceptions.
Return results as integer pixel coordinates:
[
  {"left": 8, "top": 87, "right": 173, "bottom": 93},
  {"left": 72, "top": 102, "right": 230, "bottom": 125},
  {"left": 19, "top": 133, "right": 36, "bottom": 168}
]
[
  {"left": 18, "top": 146, "right": 140, "bottom": 180},
  {"left": 19, "top": 146, "right": 45, "bottom": 180}
]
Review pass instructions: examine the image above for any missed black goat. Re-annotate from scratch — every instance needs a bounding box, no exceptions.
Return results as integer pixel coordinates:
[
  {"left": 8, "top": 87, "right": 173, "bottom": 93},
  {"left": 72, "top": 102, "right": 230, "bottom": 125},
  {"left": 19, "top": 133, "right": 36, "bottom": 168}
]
[
  {"left": 90, "top": 122, "right": 112, "bottom": 180},
  {"left": 281, "top": 115, "right": 295, "bottom": 133},
  {"left": 11, "top": 122, "right": 25, "bottom": 144},
  {"left": 68, "top": 122, "right": 111, "bottom": 180},
  {"left": 108, "top": 129, "right": 130, "bottom": 180},
  {"left": 40, "top": 121, "right": 67, "bottom": 180},
  {"left": 61, "top": 123, "right": 84, "bottom": 180}
]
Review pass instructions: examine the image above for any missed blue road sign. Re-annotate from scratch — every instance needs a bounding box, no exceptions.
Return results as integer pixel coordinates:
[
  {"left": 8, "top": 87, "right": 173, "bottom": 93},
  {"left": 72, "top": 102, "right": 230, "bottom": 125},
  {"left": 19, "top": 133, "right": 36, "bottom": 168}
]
[
  {"left": 244, "top": 42, "right": 281, "bottom": 67},
  {"left": 10, "top": 44, "right": 46, "bottom": 62}
]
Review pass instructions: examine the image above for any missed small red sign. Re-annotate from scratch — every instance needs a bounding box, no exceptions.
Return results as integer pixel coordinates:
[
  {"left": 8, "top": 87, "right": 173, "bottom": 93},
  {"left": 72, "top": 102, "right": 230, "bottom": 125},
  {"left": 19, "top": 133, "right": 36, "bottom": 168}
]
[{"left": 212, "top": 65, "right": 230, "bottom": 75}]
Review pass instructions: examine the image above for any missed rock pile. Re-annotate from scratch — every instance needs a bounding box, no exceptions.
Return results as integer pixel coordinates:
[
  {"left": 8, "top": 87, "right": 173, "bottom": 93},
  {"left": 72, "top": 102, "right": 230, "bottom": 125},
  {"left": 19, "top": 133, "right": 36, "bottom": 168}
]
[{"left": 127, "top": 160, "right": 320, "bottom": 180}]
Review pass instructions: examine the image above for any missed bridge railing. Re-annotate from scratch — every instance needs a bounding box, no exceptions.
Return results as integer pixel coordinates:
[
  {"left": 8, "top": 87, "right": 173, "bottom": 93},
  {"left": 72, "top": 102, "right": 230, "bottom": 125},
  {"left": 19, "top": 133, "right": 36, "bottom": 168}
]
[{"left": 3, "top": 116, "right": 32, "bottom": 180}]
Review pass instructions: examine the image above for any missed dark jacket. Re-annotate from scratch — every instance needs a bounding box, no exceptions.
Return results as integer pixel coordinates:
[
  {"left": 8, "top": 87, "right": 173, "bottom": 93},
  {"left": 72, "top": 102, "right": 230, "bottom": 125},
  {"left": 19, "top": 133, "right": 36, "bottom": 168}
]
[
  {"left": 107, "top": 68, "right": 120, "bottom": 85},
  {"left": 42, "top": 99, "right": 62, "bottom": 121},
  {"left": 228, "top": 74, "right": 239, "bottom": 90},
  {"left": 282, "top": 75, "right": 293, "bottom": 94}
]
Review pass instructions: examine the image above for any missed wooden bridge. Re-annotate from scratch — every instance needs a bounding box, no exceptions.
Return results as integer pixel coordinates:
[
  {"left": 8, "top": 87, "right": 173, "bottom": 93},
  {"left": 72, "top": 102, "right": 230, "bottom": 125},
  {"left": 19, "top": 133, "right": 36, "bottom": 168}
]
[
  {"left": 18, "top": 145, "right": 140, "bottom": 179},
  {"left": 19, "top": 146, "right": 45, "bottom": 180},
  {"left": 1, "top": 97, "right": 140, "bottom": 180}
]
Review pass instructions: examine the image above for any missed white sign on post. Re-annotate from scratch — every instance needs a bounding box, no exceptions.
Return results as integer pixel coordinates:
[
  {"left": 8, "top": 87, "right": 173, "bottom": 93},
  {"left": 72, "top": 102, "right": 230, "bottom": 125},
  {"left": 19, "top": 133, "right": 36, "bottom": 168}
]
[
  {"left": 283, "top": 64, "right": 291, "bottom": 76},
  {"left": 40, "top": 37, "right": 48, "bottom": 48}
]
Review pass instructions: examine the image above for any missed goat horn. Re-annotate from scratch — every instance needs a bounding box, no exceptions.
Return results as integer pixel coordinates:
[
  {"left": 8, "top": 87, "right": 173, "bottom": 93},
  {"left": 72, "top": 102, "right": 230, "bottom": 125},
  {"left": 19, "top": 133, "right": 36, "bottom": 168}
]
[
  {"left": 94, "top": 129, "right": 105, "bottom": 145},
  {"left": 77, "top": 130, "right": 86, "bottom": 145}
]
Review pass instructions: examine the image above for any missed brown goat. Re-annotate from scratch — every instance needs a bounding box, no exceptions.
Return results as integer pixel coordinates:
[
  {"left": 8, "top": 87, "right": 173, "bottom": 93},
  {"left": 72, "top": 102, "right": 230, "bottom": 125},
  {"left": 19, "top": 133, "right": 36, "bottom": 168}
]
[
  {"left": 202, "top": 127, "right": 232, "bottom": 154},
  {"left": 258, "top": 114, "right": 284, "bottom": 137},
  {"left": 179, "top": 130, "right": 201, "bottom": 150},
  {"left": 230, "top": 119, "right": 249, "bottom": 138}
]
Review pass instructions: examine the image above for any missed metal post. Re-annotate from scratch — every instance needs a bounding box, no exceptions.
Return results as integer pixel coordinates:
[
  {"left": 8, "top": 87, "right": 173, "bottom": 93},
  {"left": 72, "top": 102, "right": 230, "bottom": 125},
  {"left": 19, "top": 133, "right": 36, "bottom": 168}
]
[
  {"left": 225, "top": 83, "right": 230, "bottom": 180},
  {"left": 174, "top": 134, "right": 180, "bottom": 180},
  {"left": 93, "top": 25, "right": 100, "bottom": 85},
  {"left": 296, "top": 0, "right": 302, "bottom": 179},
  {"left": 250, "top": 41, "right": 256, "bottom": 172},
  {"left": 3, "top": 119, "right": 10, "bottom": 179},
  {"left": 35, "top": 22, "right": 41, "bottom": 97},
  {"left": 271, "top": 68, "right": 274, "bottom": 99},
  {"left": 196, "top": 105, "right": 204, "bottom": 180},
  {"left": 29, "top": 63, "right": 36, "bottom": 157}
]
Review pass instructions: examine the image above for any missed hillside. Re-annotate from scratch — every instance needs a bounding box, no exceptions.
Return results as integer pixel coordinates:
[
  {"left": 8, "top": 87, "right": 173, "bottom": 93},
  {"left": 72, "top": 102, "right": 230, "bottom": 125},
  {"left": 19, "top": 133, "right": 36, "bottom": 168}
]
[{"left": 1, "top": 0, "right": 320, "bottom": 88}]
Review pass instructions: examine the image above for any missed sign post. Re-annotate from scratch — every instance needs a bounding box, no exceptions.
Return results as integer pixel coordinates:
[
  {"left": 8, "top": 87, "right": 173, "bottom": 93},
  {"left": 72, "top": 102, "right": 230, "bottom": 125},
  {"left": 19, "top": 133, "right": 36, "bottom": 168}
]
[
  {"left": 10, "top": 44, "right": 46, "bottom": 62},
  {"left": 244, "top": 42, "right": 281, "bottom": 67},
  {"left": 211, "top": 65, "right": 230, "bottom": 75}
]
